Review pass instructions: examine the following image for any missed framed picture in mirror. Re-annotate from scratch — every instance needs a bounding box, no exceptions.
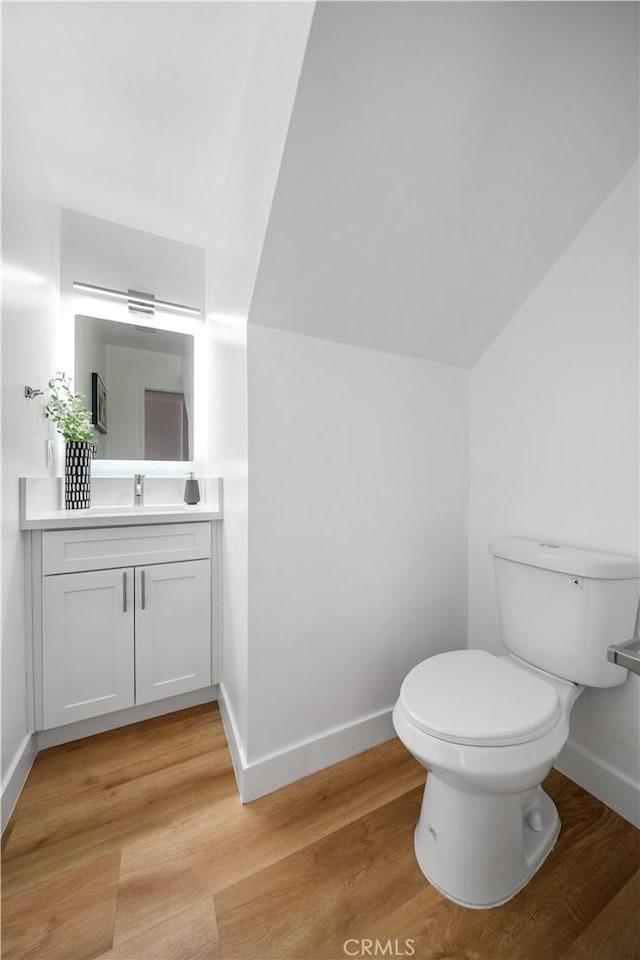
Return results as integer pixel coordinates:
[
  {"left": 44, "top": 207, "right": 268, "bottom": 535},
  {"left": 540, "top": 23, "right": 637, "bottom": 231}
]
[{"left": 92, "top": 372, "right": 107, "bottom": 434}]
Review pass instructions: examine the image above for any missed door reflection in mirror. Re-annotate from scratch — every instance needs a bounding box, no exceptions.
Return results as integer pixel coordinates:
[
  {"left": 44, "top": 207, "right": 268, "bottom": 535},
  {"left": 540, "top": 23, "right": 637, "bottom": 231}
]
[{"left": 144, "top": 389, "right": 189, "bottom": 460}]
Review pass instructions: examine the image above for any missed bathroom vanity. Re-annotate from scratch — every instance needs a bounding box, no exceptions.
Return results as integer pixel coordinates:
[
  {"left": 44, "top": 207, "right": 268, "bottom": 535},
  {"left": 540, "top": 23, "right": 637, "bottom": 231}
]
[{"left": 20, "top": 479, "right": 222, "bottom": 740}]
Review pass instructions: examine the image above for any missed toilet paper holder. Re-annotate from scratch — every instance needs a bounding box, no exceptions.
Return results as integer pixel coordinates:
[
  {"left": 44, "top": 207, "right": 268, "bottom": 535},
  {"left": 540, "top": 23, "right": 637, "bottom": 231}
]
[
  {"left": 607, "top": 637, "right": 640, "bottom": 675},
  {"left": 607, "top": 596, "right": 640, "bottom": 676}
]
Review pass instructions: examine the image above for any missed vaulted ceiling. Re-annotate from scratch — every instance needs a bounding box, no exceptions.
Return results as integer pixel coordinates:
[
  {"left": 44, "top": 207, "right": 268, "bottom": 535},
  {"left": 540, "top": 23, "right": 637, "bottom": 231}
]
[
  {"left": 249, "top": 2, "right": 639, "bottom": 367},
  {"left": 4, "top": 2, "right": 638, "bottom": 367}
]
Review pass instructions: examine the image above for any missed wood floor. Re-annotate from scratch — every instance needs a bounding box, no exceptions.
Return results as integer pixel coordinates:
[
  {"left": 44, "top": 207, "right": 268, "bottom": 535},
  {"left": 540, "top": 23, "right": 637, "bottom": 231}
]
[{"left": 2, "top": 703, "right": 639, "bottom": 960}]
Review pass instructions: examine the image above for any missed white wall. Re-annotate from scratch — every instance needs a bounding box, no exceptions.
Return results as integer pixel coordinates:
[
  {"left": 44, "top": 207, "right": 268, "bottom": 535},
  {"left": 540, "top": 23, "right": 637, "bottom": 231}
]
[
  {"left": 3, "top": 3, "right": 289, "bottom": 249},
  {"left": 1, "top": 65, "right": 61, "bottom": 807},
  {"left": 246, "top": 325, "right": 469, "bottom": 762},
  {"left": 61, "top": 209, "right": 204, "bottom": 313},
  {"left": 209, "top": 317, "right": 249, "bottom": 752},
  {"left": 206, "top": 4, "right": 314, "bottom": 763},
  {"left": 468, "top": 163, "right": 639, "bottom": 818}
]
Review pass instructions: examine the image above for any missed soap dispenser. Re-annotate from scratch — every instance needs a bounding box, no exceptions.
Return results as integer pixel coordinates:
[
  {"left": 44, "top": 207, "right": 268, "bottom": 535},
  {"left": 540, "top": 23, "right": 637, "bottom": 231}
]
[{"left": 184, "top": 472, "right": 201, "bottom": 505}]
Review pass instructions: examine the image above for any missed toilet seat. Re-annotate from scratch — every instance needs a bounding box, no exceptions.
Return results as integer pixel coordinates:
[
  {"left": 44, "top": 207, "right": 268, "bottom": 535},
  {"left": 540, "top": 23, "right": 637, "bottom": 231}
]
[{"left": 399, "top": 649, "right": 561, "bottom": 747}]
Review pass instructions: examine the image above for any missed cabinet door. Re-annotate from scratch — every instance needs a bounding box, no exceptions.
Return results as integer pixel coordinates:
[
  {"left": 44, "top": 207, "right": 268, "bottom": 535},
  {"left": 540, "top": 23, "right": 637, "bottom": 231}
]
[
  {"left": 42, "top": 568, "right": 135, "bottom": 728},
  {"left": 135, "top": 560, "right": 211, "bottom": 704}
]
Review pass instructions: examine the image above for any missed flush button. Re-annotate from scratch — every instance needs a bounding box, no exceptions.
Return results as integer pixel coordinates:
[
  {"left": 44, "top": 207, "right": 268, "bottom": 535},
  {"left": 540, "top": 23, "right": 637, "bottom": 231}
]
[{"left": 527, "top": 810, "right": 543, "bottom": 832}]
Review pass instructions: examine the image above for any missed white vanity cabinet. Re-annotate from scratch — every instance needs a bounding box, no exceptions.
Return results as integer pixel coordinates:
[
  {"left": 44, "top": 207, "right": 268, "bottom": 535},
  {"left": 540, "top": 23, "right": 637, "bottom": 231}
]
[{"left": 36, "top": 522, "right": 214, "bottom": 730}]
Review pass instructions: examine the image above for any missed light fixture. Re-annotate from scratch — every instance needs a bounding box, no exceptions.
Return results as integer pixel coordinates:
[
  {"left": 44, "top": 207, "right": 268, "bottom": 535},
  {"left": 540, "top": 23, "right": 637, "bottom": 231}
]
[{"left": 72, "top": 281, "right": 201, "bottom": 317}]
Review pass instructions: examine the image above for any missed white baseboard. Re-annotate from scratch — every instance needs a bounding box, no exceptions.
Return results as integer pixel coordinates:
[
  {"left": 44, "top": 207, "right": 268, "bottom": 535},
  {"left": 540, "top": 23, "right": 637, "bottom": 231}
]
[
  {"left": 555, "top": 737, "right": 640, "bottom": 829},
  {"left": 217, "top": 683, "right": 247, "bottom": 799},
  {"left": 1, "top": 733, "right": 37, "bottom": 834},
  {"left": 36, "top": 686, "right": 218, "bottom": 750},
  {"left": 220, "top": 697, "right": 396, "bottom": 804}
]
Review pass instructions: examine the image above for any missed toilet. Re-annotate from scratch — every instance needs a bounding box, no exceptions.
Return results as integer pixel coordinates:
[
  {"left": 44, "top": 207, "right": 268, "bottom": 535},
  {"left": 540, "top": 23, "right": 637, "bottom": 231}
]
[{"left": 393, "top": 536, "right": 639, "bottom": 910}]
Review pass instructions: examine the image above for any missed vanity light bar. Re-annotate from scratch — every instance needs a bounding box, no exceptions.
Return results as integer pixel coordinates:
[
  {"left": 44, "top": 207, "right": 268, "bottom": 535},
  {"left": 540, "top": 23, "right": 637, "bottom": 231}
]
[
  {"left": 72, "top": 281, "right": 201, "bottom": 317},
  {"left": 127, "top": 290, "right": 156, "bottom": 317}
]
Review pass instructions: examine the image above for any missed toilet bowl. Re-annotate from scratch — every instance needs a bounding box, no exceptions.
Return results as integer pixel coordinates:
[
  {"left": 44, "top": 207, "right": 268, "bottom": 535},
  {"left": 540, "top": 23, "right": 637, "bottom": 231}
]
[
  {"left": 392, "top": 649, "right": 583, "bottom": 909},
  {"left": 392, "top": 536, "right": 639, "bottom": 910}
]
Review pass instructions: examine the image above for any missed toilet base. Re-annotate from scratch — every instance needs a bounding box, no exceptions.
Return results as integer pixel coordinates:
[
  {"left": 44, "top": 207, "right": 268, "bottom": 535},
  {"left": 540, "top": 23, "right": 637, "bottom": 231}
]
[{"left": 414, "top": 774, "right": 560, "bottom": 909}]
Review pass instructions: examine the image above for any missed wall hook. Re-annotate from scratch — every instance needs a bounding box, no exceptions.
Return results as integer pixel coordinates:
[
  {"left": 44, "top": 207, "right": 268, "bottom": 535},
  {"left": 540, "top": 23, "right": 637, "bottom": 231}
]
[{"left": 24, "top": 386, "right": 44, "bottom": 399}]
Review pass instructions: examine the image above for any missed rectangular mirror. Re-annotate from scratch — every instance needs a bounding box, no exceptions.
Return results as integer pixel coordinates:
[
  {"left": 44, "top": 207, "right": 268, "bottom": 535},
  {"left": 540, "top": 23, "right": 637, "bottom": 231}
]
[{"left": 75, "top": 315, "right": 194, "bottom": 461}]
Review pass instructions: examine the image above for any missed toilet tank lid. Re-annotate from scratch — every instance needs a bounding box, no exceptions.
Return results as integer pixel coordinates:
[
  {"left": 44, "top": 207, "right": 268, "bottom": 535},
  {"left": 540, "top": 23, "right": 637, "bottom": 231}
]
[{"left": 489, "top": 537, "right": 640, "bottom": 580}]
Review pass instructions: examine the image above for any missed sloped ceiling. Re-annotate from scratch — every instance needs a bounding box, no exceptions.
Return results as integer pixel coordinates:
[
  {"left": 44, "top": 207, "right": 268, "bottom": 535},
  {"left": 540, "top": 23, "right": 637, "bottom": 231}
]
[{"left": 249, "top": 2, "right": 639, "bottom": 368}]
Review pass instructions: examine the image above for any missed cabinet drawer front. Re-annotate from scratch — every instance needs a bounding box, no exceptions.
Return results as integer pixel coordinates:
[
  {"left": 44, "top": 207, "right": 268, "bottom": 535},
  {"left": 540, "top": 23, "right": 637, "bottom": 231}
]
[{"left": 43, "top": 523, "right": 211, "bottom": 574}]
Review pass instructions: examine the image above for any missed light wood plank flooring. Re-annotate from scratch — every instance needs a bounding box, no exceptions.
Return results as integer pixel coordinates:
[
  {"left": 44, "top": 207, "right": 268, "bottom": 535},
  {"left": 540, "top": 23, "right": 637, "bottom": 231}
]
[{"left": 2, "top": 703, "right": 639, "bottom": 960}]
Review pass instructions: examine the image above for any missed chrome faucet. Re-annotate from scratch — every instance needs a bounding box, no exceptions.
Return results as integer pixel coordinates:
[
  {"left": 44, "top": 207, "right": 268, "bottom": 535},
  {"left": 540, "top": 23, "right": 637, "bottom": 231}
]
[{"left": 134, "top": 474, "right": 145, "bottom": 507}]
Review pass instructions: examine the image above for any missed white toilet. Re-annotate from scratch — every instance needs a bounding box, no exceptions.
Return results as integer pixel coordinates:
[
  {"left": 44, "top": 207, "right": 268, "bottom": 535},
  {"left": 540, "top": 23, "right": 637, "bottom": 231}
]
[{"left": 393, "top": 536, "right": 639, "bottom": 910}]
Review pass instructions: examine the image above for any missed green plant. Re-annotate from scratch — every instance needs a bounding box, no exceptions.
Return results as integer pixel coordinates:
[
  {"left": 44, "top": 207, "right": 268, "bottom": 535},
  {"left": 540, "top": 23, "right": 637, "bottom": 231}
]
[{"left": 44, "top": 372, "right": 94, "bottom": 442}]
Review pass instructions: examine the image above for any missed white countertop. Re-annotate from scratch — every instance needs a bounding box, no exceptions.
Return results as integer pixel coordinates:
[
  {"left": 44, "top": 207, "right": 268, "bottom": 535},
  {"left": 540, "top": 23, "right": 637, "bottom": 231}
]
[
  {"left": 21, "top": 502, "right": 222, "bottom": 530},
  {"left": 19, "top": 477, "right": 223, "bottom": 530}
]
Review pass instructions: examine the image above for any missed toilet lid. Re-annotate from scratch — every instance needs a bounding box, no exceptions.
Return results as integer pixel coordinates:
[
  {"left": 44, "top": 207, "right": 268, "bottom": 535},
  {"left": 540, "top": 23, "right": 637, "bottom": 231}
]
[{"left": 399, "top": 650, "right": 560, "bottom": 746}]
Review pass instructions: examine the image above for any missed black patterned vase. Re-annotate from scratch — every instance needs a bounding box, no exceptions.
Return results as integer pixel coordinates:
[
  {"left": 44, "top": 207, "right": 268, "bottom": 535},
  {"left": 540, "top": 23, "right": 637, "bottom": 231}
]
[{"left": 65, "top": 442, "right": 95, "bottom": 509}]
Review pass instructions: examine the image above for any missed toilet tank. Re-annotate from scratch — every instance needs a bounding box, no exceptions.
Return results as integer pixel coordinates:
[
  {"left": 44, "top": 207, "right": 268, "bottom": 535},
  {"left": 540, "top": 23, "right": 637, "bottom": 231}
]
[{"left": 489, "top": 537, "right": 640, "bottom": 687}]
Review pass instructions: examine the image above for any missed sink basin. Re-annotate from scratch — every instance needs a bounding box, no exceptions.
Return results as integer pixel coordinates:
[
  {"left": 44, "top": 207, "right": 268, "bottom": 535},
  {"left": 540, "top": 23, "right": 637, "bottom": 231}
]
[{"left": 88, "top": 503, "right": 195, "bottom": 514}]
